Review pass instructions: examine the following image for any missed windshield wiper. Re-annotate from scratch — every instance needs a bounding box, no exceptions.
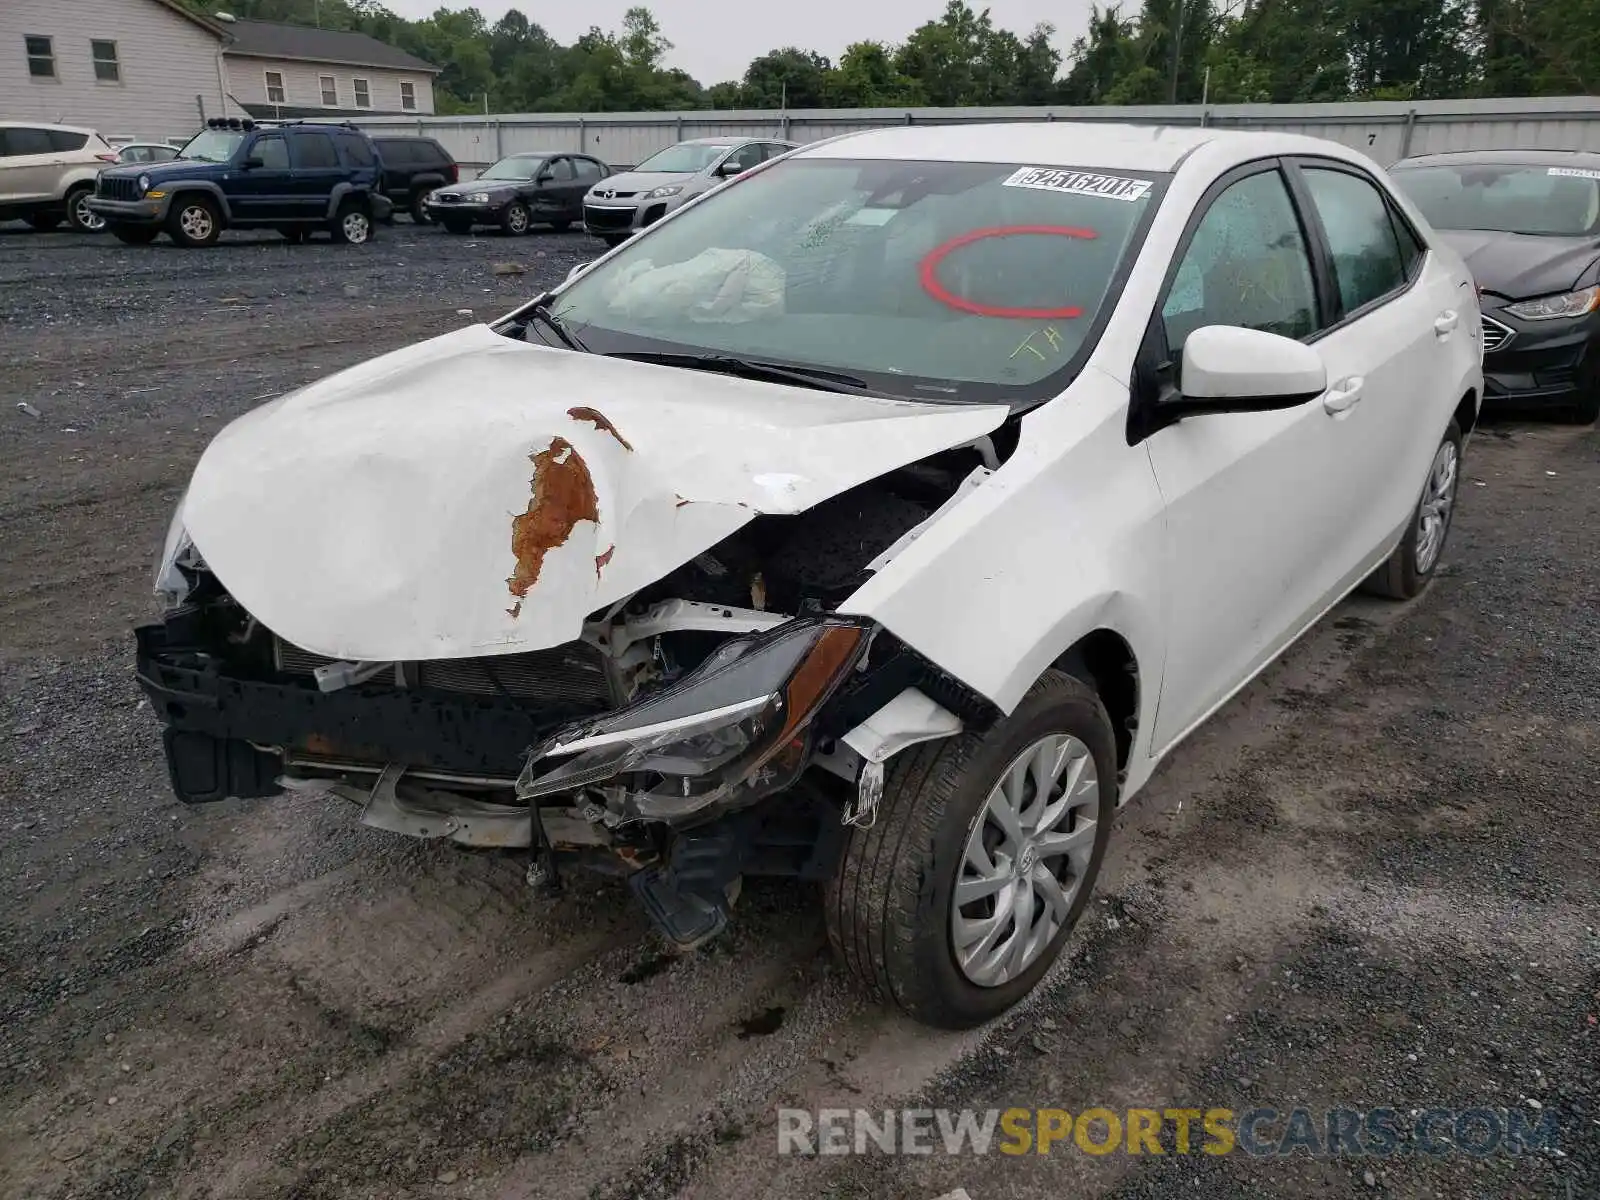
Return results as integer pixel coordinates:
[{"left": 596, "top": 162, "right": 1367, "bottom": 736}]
[
  {"left": 604, "top": 352, "right": 872, "bottom": 393},
  {"left": 524, "top": 301, "right": 589, "bottom": 352}
]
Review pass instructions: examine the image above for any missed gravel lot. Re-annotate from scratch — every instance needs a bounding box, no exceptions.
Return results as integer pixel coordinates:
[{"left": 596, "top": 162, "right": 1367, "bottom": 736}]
[{"left": 1, "top": 222, "right": 1596, "bottom": 1200}]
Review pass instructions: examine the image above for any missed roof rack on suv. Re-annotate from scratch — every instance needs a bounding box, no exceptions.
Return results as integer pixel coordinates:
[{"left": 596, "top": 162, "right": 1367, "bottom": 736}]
[
  {"left": 258, "top": 119, "right": 364, "bottom": 131},
  {"left": 206, "top": 117, "right": 257, "bottom": 131}
]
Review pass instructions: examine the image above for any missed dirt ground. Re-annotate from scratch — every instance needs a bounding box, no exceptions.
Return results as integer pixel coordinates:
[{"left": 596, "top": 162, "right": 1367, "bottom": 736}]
[{"left": 0, "top": 222, "right": 1595, "bottom": 1200}]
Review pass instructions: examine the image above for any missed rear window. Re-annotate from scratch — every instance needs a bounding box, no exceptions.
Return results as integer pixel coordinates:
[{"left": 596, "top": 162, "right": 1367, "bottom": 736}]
[
  {"left": 424, "top": 141, "right": 452, "bottom": 164},
  {"left": 48, "top": 130, "right": 89, "bottom": 152},
  {"left": 1392, "top": 162, "right": 1600, "bottom": 237},
  {"left": 376, "top": 140, "right": 414, "bottom": 165},
  {"left": 554, "top": 157, "right": 1166, "bottom": 404},
  {"left": 295, "top": 132, "right": 339, "bottom": 169}
]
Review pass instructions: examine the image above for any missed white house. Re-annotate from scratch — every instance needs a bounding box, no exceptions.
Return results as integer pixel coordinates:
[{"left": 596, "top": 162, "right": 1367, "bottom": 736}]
[
  {"left": 220, "top": 19, "right": 439, "bottom": 120},
  {"left": 1, "top": 1, "right": 438, "bottom": 145},
  {"left": 0, "top": 0, "right": 240, "bottom": 142}
]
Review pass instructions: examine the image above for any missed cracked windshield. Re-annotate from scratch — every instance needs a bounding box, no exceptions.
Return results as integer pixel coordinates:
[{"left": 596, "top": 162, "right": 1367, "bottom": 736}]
[{"left": 553, "top": 158, "right": 1163, "bottom": 399}]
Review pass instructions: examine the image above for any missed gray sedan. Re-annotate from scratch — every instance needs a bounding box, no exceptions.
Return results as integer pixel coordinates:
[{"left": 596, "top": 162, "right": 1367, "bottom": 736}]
[{"left": 580, "top": 136, "right": 798, "bottom": 245}]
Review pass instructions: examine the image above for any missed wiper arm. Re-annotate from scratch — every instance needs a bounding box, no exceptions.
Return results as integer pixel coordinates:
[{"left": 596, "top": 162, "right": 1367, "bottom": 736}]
[
  {"left": 605, "top": 352, "right": 871, "bottom": 393},
  {"left": 524, "top": 300, "right": 589, "bottom": 352}
]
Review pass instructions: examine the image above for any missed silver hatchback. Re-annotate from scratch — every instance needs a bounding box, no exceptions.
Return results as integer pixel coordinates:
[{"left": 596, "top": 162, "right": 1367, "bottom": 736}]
[{"left": 581, "top": 136, "right": 797, "bottom": 245}]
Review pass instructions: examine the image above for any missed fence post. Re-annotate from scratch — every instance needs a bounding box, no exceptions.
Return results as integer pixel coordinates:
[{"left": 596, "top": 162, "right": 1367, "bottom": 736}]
[
  {"left": 578, "top": 115, "right": 586, "bottom": 151},
  {"left": 1200, "top": 107, "right": 1210, "bottom": 127},
  {"left": 675, "top": 114, "right": 683, "bottom": 139},
  {"left": 905, "top": 111, "right": 914, "bottom": 125},
  {"left": 1399, "top": 108, "right": 1418, "bottom": 158},
  {"left": 493, "top": 119, "right": 502, "bottom": 159}
]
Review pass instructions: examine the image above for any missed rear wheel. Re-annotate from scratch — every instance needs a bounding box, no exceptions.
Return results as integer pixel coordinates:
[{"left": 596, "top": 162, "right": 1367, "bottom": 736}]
[
  {"left": 1362, "top": 419, "right": 1462, "bottom": 600},
  {"left": 109, "top": 224, "right": 159, "bottom": 245},
  {"left": 329, "top": 201, "right": 372, "bottom": 245},
  {"left": 66, "top": 185, "right": 104, "bottom": 233},
  {"left": 167, "top": 195, "right": 222, "bottom": 248},
  {"left": 409, "top": 188, "right": 432, "bottom": 223},
  {"left": 501, "top": 201, "right": 531, "bottom": 236},
  {"left": 825, "top": 669, "right": 1116, "bottom": 1029}
]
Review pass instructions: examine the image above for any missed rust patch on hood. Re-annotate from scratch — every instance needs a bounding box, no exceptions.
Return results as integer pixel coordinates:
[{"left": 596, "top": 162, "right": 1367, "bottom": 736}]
[
  {"left": 506, "top": 436, "right": 600, "bottom": 608},
  {"left": 594, "top": 545, "right": 615, "bottom": 580},
  {"left": 567, "top": 406, "right": 633, "bottom": 451}
]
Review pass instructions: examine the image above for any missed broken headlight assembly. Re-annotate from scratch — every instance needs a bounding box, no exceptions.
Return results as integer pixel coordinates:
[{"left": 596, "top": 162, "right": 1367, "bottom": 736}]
[
  {"left": 154, "top": 488, "right": 201, "bottom": 609},
  {"left": 518, "top": 617, "right": 870, "bottom": 823}
]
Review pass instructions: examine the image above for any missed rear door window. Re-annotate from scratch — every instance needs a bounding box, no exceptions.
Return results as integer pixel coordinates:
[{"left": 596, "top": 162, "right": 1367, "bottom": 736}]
[
  {"left": 294, "top": 133, "right": 339, "bottom": 170},
  {"left": 48, "top": 129, "right": 89, "bottom": 152},
  {"left": 1299, "top": 166, "right": 1408, "bottom": 316}
]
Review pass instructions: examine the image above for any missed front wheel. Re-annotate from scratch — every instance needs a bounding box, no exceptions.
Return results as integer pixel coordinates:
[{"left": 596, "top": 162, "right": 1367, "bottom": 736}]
[
  {"left": 167, "top": 195, "right": 222, "bottom": 247},
  {"left": 825, "top": 669, "right": 1117, "bottom": 1029},
  {"left": 500, "top": 201, "right": 531, "bottom": 236},
  {"left": 66, "top": 185, "right": 104, "bottom": 233},
  {"left": 1362, "top": 419, "right": 1462, "bottom": 600},
  {"left": 329, "top": 201, "right": 373, "bottom": 245},
  {"left": 409, "top": 189, "right": 432, "bottom": 224}
]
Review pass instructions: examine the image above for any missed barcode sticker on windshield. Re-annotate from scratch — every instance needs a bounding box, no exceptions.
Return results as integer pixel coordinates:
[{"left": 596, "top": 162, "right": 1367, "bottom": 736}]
[
  {"left": 1001, "top": 167, "right": 1153, "bottom": 202},
  {"left": 1549, "top": 167, "right": 1600, "bottom": 180}
]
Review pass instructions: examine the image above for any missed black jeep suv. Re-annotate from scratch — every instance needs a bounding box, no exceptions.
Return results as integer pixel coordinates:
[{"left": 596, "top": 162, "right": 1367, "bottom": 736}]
[
  {"left": 88, "top": 118, "right": 392, "bottom": 248},
  {"left": 371, "top": 135, "right": 458, "bottom": 224}
]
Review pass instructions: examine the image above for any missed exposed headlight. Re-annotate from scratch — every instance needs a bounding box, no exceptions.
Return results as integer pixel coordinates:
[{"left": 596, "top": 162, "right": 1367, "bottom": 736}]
[
  {"left": 1503, "top": 285, "right": 1600, "bottom": 321},
  {"left": 645, "top": 185, "right": 683, "bottom": 199},
  {"left": 518, "top": 618, "right": 870, "bottom": 821},
  {"left": 154, "top": 489, "right": 200, "bottom": 608},
  {"left": 467, "top": 191, "right": 491, "bottom": 204},
  {"left": 137, "top": 173, "right": 151, "bottom": 193}
]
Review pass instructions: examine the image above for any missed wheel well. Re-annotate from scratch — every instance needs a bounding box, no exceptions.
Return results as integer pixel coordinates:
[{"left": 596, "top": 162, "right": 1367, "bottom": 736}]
[
  {"left": 1053, "top": 630, "right": 1138, "bottom": 772},
  {"left": 1454, "top": 389, "right": 1478, "bottom": 437}
]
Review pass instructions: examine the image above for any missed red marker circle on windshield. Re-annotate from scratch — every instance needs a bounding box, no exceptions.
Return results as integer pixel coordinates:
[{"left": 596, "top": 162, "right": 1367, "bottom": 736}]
[{"left": 918, "top": 224, "right": 1099, "bottom": 319}]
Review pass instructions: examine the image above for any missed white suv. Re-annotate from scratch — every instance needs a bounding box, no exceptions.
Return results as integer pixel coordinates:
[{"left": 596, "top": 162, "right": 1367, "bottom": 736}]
[{"left": 0, "top": 123, "right": 118, "bottom": 232}]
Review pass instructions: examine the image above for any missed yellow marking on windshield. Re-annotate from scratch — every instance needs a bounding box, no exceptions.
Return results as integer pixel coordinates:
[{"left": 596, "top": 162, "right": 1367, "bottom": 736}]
[{"left": 1010, "top": 325, "right": 1064, "bottom": 361}]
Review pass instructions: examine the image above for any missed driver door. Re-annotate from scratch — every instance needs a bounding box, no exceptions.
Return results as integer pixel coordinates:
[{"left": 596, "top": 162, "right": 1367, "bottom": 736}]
[
  {"left": 1141, "top": 162, "right": 1359, "bottom": 752},
  {"left": 230, "top": 132, "right": 292, "bottom": 221}
]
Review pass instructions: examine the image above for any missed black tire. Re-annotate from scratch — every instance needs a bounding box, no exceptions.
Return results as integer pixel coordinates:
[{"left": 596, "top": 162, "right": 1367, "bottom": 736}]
[
  {"left": 167, "top": 195, "right": 222, "bottom": 248},
  {"left": 329, "top": 200, "right": 373, "bottom": 245},
  {"left": 825, "top": 669, "right": 1117, "bottom": 1029},
  {"left": 442, "top": 218, "right": 472, "bottom": 235},
  {"left": 549, "top": 219, "right": 572, "bottom": 232},
  {"left": 109, "top": 224, "right": 159, "bottom": 245},
  {"left": 65, "top": 185, "right": 103, "bottom": 233},
  {"left": 500, "top": 200, "right": 531, "bottom": 236},
  {"left": 27, "top": 213, "right": 62, "bottom": 232},
  {"left": 1362, "top": 418, "right": 1463, "bottom": 600},
  {"left": 409, "top": 189, "right": 432, "bottom": 224}
]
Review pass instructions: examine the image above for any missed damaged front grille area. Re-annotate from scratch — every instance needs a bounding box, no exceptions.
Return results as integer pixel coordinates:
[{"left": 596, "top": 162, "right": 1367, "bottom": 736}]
[{"left": 273, "top": 637, "right": 613, "bottom": 707}]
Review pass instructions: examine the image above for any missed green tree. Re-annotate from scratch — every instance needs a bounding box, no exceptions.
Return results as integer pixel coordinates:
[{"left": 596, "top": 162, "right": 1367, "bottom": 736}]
[{"left": 740, "top": 48, "right": 833, "bottom": 107}]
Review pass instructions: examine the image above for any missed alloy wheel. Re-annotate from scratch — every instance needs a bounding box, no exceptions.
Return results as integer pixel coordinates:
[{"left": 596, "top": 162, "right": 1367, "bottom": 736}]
[
  {"left": 950, "top": 733, "right": 1100, "bottom": 987},
  {"left": 342, "top": 211, "right": 370, "bottom": 244},
  {"left": 179, "top": 205, "right": 213, "bottom": 241},
  {"left": 75, "top": 193, "right": 105, "bottom": 232},
  {"left": 1415, "top": 439, "right": 1459, "bottom": 574}
]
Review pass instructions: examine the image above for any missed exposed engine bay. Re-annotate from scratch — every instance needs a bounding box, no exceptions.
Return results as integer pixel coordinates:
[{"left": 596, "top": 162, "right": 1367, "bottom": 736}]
[{"left": 135, "top": 438, "right": 1009, "bottom": 946}]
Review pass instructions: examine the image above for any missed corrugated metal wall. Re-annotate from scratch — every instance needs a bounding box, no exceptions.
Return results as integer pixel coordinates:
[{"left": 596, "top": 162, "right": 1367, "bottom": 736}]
[{"left": 333, "top": 97, "right": 1600, "bottom": 178}]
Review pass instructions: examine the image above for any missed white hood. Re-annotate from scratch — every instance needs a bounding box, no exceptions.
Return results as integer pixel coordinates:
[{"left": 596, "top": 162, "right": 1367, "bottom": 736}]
[{"left": 181, "top": 323, "right": 1007, "bottom": 662}]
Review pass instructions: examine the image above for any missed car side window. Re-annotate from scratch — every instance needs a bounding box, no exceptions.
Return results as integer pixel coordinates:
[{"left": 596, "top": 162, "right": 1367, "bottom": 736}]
[
  {"left": 1161, "top": 169, "right": 1319, "bottom": 355},
  {"left": 49, "top": 130, "right": 89, "bottom": 152},
  {"left": 727, "top": 143, "right": 764, "bottom": 172},
  {"left": 7, "top": 127, "right": 55, "bottom": 156},
  {"left": 250, "top": 135, "right": 289, "bottom": 170},
  {"left": 1389, "top": 207, "right": 1427, "bottom": 281},
  {"left": 762, "top": 143, "right": 792, "bottom": 161},
  {"left": 545, "top": 157, "right": 575, "bottom": 181},
  {"left": 1301, "top": 167, "right": 1408, "bottom": 315},
  {"left": 573, "top": 156, "right": 603, "bottom": 181},
  {"left": 294, "top": 133, "right": 339, "bottom": 170},
  {"left": 339, "top": 134, "right": 375, "bottom": 169}
]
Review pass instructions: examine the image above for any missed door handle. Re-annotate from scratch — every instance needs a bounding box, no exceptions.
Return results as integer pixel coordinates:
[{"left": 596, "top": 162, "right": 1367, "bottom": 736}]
[
  {"left": 1434, "top": 310, "right": 1459, "bottom": 337},
  {"left": 1323, "top": 376, "right": 1364, "bottom": 414}
]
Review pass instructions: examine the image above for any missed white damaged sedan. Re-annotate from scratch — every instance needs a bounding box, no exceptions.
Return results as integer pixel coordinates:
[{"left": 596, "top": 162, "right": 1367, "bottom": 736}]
[{"left": 141, "top": 123, "right": 1482, "bottom": 1028}]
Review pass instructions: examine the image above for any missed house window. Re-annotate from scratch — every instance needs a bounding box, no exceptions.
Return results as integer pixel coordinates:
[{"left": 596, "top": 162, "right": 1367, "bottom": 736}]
[
  {"left": 319, "top": 74, "right": 337, "bottom": 106},
  {"left": 264, "top": 70, "right": 285, "bottom": 103},
  {"left": 24, "top": 35, "right": 55, "bottom": 79},
  {"left": 400, "top": 80, "right": 416, "bottom": 111},
  {"left": 91, "top": 40, "right": 119, "bottom": 82},
  {"left": 353, "top": 78, "right": 371, "bottom": 108}
]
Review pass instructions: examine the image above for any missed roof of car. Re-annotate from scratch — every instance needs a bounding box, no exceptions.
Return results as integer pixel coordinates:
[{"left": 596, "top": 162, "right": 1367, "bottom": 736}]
[
  {"left": 0, "top": 121, "right": 99, "bottom": 134},
  {"left": 678, "top": 136, "right": 791, "bottom": 146},
  {"left": 796, "top": 122, "right": 1362, "bottom": 173},
  {"left": 1393, "top": 148, "right": 1600, "bottom": 169}
]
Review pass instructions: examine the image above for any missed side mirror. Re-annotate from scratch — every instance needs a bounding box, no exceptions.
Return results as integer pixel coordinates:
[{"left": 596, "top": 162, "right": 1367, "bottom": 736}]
[
  {"left": 1170, "top": 325, "right": 1327, "bottom": 414},
  {"left": 536, "top": 171, "right": 554, "bottom": 184},
  {"left": 566, "top": 261, "right": 594, "bottom": 282},
  {"left": 241, "top": 156, "right": 264, "bottom": 170},
  {"left": 715, "top": 160, "right": 743, "bottom": 177}
]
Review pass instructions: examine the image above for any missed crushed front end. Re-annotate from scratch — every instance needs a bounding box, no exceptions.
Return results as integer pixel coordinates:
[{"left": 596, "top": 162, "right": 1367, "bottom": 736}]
[{"left": 137, "top": 452, "right": 1000, "bottom": 949}]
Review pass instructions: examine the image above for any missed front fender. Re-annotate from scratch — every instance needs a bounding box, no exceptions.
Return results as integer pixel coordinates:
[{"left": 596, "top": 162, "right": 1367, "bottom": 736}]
[
  {"left": 168, "top": 181, "right": 233, "bottom": 221},
  {"left": 836, "top": 367, "right": 1166, "bottom": 750}
]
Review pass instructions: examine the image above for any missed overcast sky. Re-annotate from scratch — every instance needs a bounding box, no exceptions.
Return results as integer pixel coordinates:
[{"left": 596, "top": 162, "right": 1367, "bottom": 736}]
[{"left": 380, "top": 0, "right": 1097, "bottom": 87}]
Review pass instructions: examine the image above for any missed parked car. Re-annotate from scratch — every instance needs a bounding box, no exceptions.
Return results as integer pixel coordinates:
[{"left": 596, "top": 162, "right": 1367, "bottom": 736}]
[
  {"left": 87, "top": 117, "right": 392, "bottom": 248},
  {"left": 136, "top": 123, "right": 1481, "bottom": 1029},
  {"left": 1389, "top": 148, "right": 1600, "bottom": 423},
  {"left": 425, "top": 151, "right": 609, "bottom": 235},
  {"left": 581, "top": 136, "right": 798, "bottom": 246},
  {"left": 0, "top": 122, "right": 119, "bottom": 232},
  {"left": 370, "top": 135, "right": 458, "bottom": 223},
  {"left": 114, "top": 142, "right": 181, "bottom": 165}
]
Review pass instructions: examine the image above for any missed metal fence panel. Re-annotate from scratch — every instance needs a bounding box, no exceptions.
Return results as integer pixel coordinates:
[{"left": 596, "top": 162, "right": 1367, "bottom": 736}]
[{"left": 336, "top": 98, "right": 1600, "bottom": 176}]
